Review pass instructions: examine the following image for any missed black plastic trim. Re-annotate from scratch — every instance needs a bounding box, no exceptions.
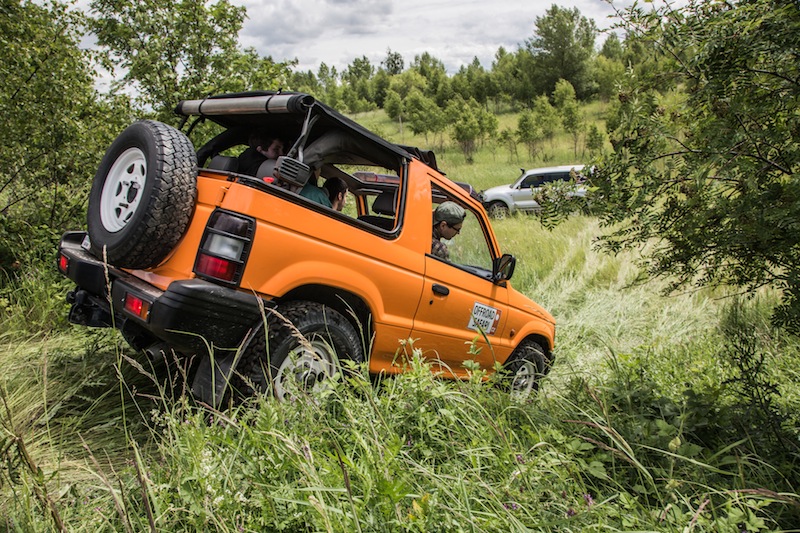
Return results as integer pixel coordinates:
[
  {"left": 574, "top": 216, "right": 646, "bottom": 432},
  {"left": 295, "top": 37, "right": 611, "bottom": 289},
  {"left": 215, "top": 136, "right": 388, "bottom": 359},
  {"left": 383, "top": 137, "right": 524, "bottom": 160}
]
[{"left": 58, "top": 231, "right": 274, "bottom": 354}]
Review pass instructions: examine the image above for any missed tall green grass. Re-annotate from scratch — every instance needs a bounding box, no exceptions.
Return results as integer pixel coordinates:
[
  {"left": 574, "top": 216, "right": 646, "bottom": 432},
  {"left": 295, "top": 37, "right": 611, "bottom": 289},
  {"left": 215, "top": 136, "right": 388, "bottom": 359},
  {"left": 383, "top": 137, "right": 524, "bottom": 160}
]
[{"left": 3, "top": 214, "right": 799, "bottom": 531}]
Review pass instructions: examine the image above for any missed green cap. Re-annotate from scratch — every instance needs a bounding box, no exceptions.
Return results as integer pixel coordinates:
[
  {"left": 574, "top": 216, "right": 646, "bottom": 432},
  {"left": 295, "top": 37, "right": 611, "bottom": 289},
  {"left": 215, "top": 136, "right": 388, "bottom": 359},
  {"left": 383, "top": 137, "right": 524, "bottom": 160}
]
[{"left": 434, "top": 201, "right": 466, "bottom": 225}]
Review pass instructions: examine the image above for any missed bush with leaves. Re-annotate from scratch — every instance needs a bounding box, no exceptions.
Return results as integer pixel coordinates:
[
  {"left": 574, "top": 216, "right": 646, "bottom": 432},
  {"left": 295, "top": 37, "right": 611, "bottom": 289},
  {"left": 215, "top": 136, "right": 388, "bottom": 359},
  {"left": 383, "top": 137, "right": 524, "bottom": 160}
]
[
  {"left": 0, "top": 1, "right": 135, "bottom": 278},
  {"left": 548, "top": 0, "right": 800, "bottom": 332}
]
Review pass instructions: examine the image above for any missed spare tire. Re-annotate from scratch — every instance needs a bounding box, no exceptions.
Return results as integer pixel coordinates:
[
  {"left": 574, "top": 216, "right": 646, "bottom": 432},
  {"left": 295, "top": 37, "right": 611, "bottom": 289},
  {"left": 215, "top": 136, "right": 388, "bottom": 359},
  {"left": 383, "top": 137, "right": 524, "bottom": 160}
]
[{"left": 87, "top": 120, "right": 197, "bottom": 269}]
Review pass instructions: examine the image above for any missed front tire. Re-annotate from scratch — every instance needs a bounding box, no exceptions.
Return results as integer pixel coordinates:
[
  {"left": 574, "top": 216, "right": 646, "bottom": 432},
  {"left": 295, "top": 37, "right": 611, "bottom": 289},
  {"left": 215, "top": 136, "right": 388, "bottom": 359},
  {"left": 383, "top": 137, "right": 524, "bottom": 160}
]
[
  {"left": 233, "top": 301, "right": 364, "bottom": 401},
  {"left": 503, "top": 340, "right": 549, "bottom": 399},
  {"left": 488, "top": 201, "right": 510, "bottom": 219},
  {"left": 87, "top": 120, "right": 197, "bottom": 269}
]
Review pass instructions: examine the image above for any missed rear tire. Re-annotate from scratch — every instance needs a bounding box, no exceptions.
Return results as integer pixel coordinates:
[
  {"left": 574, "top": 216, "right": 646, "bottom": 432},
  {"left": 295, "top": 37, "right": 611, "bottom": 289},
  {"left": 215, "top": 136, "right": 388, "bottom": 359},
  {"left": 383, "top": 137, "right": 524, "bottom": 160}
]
[
  {"left": 232, "top": 301, "right": 364, "bottom": 401},
  {"left": 87, "top": 120, "right": 197, "bottom": 269}
]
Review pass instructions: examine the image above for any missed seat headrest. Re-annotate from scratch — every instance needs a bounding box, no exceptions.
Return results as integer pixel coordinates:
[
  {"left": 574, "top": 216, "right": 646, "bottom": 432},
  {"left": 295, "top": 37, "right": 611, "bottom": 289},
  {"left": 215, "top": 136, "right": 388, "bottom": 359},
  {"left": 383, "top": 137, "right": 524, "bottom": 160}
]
[
  {"left": 256, "top": 159, "right": 276, "bottom": 179},
  {"left": 208, "top": 155, "right": 239, "bottom": 172},
  {"left": 372, "top": 190, "right": 396, "bottom": 216}
]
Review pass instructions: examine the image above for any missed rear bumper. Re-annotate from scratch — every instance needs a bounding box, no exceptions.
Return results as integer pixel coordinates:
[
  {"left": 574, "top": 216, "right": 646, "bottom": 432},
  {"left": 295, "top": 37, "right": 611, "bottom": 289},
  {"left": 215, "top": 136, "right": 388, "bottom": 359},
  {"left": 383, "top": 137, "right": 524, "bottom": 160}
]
[{"left": 58, "top": 231, "right": 272, "bottom": 354}]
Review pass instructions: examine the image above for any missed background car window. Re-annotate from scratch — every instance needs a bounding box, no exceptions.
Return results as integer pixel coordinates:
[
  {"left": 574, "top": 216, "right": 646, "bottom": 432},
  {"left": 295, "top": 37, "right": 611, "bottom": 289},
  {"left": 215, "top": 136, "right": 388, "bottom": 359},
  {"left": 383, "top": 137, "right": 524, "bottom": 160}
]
[
  {"left": 547, "top": 172, "right": 570, "bottom": 183},
  {"left": 521, "top": 175, "right": 543, "bottom": 188}
]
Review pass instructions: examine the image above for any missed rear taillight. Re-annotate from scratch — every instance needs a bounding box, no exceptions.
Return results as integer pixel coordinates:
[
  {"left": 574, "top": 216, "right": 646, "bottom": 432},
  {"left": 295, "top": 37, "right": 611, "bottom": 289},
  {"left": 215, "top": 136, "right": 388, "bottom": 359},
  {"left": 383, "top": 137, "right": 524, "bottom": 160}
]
[
  {"left": 124, "top": 292, "right": 152, "bottom": 321},
  {"left": 193, "top": 210, "right": 254, "bottom": 285},
  {"left": 195, "top": 253, "right": 238, "bottom": 280},
  {"left": 58, "top": 253, "right": 69, "bottom": 274}
]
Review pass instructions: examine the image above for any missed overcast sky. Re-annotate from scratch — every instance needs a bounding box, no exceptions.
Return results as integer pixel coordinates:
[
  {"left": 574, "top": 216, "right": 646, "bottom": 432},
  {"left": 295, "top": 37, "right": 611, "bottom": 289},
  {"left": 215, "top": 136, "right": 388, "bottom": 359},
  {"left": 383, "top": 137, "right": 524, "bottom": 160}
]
[{"left": 232, "top": 0, "right": 626, "bottom": 75}]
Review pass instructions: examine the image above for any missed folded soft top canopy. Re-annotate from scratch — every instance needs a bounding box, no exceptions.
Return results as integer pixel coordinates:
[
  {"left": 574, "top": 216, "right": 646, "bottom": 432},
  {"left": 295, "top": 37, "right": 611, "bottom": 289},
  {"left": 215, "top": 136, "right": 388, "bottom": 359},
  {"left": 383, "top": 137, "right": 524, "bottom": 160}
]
[
  {"left": 177, "top": 91, "right": 442, "bottom": 173},
  {"left": 174, "top": 92, "right": 315, "bottom": 117}
]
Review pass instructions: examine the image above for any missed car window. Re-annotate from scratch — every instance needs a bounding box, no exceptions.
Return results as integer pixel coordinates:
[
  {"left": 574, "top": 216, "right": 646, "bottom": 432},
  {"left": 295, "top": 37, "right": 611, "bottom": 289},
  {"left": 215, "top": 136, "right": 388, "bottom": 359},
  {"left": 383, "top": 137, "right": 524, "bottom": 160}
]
[
  {"left": 521, "top": 171, "right": 574, "bottom": 188},
  {"left": 430, "top": 183, "right": 494, "bottom": 278},
  {"left": 446, "top": 208, "right": 494, "bottom": 275},
  {"left": 544, "top": 172, "right": 570, "bottom": 183},
  {"left": 520, "top": 174, "right": 543, "bottom": 188}
]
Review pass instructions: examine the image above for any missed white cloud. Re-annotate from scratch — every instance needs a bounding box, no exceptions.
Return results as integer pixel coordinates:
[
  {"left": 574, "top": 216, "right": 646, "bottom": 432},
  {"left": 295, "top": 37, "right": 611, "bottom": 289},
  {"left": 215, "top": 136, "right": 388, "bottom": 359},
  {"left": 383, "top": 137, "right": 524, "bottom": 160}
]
[
  {"left": 235, "top": 0, "right": 624, "bottom": 74},
  {"left": 75, "top": 0, "right": 628, "bottom": 75}
]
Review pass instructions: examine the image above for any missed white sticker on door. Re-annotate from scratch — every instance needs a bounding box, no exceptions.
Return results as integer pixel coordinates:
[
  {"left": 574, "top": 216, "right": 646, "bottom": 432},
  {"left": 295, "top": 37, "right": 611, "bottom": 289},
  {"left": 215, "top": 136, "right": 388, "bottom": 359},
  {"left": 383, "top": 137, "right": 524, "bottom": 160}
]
[{"left": 467, "top": 302, "right": 501, "bottom": 335}]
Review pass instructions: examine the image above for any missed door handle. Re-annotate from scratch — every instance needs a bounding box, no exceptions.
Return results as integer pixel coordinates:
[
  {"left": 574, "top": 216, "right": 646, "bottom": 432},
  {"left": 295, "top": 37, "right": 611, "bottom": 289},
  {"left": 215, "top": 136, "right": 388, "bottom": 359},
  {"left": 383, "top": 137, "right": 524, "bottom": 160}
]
[{"left": 432, "top": 284, "right": 450, "bottom": 296}]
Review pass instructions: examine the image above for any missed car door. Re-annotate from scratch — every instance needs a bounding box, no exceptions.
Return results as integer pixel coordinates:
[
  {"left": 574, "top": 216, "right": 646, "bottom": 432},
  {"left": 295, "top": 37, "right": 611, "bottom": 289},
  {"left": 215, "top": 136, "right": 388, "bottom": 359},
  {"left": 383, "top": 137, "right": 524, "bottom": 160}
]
[
  {"left": 410, "top": 195, "right": 511, "bottom": 375},
  {"left": 511, "top": 173, "right": 544, "bottom": 212}
]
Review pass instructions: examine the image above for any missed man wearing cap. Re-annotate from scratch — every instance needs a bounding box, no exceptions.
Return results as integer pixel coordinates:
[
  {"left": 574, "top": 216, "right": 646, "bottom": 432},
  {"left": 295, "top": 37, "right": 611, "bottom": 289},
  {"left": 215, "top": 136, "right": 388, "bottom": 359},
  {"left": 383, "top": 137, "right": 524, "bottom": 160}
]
[{"left": 432, "top": 201, "right": 466, "bottom": 261}]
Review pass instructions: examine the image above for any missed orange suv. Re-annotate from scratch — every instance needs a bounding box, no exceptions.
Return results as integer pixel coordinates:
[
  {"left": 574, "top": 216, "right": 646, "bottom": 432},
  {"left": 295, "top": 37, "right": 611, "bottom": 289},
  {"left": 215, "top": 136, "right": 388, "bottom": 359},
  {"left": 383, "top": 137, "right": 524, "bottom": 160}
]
[{"left": 57, "top": 91, "right": 556, "bottom": 405}]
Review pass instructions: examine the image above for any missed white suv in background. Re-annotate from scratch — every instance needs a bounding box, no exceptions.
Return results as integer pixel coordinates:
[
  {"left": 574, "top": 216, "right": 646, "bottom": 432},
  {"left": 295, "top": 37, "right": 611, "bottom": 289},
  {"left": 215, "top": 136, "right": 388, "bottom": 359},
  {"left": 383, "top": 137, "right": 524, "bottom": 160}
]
[{"left": 480, "top": 165, "right": 586, "bottom": 218}]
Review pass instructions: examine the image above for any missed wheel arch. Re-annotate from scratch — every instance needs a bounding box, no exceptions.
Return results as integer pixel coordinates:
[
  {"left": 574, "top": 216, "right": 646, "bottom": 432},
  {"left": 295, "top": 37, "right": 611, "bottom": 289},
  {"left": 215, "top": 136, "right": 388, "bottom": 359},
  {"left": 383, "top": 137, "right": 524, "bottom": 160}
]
[
  {"left": 517, "top": 333, "right": 553, "bottom": 363},
  {"left": 489, "top": 198, "right": 512, "bottom": 209},
  {"left": 276, "top": 283, "right": 373, "bottom": 343}
]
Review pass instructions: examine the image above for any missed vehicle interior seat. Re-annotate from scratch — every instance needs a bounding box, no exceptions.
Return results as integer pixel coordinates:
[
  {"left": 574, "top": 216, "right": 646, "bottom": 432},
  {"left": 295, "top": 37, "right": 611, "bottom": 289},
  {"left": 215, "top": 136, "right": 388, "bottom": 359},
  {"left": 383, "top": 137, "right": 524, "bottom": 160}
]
[
  {"left": 207, "top": 155, "right": 239, "bottom": 172},
  {"left": 358, "top": 189, "right": 396, "bottom": 230}
]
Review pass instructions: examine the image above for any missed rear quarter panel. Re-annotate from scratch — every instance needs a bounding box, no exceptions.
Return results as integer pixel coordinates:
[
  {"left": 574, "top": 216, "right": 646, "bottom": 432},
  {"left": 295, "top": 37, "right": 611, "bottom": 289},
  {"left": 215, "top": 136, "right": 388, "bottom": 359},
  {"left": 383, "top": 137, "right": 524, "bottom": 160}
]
[{"left": 220, "top": 177, "right": 431, "bottom": 366}]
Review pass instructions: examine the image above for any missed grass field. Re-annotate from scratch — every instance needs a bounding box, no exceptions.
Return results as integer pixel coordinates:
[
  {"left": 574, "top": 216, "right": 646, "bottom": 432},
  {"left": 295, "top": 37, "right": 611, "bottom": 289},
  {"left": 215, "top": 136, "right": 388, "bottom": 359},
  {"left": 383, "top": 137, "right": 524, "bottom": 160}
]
[{"left": 2, "top": 107, "right": 799, "bottom": 531}]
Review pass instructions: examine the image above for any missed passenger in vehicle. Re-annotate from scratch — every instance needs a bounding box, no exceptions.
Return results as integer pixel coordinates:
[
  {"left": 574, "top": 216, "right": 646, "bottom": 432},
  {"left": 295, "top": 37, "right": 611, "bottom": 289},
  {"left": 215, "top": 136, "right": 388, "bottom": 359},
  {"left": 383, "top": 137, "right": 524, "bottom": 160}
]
[
  {"left": 323, "top": 177, "right": 348, "bottom": 211},
  {"left": 431, "top": 201, "right": 466, "bottom": 261},
  {"left": 299, "top": 169, "right": 332, "bottom": 207},
  {"left": 237, "top": 132, "right": 286, "bottom": 176}
]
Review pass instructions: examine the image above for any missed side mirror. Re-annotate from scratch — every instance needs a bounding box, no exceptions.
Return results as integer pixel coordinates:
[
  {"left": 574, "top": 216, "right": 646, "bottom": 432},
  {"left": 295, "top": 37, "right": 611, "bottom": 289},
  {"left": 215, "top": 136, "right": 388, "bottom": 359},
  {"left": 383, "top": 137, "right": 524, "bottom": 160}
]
[{"left": 492, "top": 253, "right": 516, "bottom": 283}]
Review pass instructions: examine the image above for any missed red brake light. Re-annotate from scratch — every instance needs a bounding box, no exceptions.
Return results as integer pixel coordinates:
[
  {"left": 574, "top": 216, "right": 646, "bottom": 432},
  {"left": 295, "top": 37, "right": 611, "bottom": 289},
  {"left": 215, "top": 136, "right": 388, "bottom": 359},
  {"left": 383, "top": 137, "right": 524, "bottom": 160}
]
[
  {"left": 124, "top": 293, "right": 151, "bottom": 320},
  {"left": 193, "top": 210, "right": 254, "bottom": 285},
  {"left": 58, "top": 253, "right": 69, "bottom": 273},
  {"left": 195, "top": 252, "right": 237, "bottom": 282}
]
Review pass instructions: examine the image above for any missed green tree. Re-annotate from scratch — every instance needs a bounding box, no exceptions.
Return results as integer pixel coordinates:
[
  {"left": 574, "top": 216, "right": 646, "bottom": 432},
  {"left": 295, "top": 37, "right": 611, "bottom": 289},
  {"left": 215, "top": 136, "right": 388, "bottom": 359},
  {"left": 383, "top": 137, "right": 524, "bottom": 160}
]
[
  {"left": 371, "top": 68, "right": 391, "bottom": 108},
  {"left": 451, "top": 57, "right": 491, "bottom": 107},
  {"left": 387, "top": 70, "right": 427, "bottom": 100},
  {"left": 504, "top": 48, "right": 549, "bottom": 107},
  {"left": 342, "top": 55, "right": 375, "bottom": 105},
  {"left": 554, "top": 80, "right": 584, "bottom": 156},
  {"left": 405, "top": 89, "right": 446, "bottom": 147},
  {"left": 525, "top": 4, "right": 598, "bottom": 99},
  {"left": 592, "top": 54, "right": 625, "bottom": 101},
  {"left": 498, "top": 127, "right": 519, "bottom": 162},
  {"left": 288, "top": 69, "right": 321, "bottom": 96},
  {"left": 316, "top": 62, "right": 341, "bottom": 107},
  {"left": 446, "top": 97, "right": 482, "bottom": 163},
  {"left": 409, "top": 52, "right": 452, "bottom": 107},
  {"left": 552, "top": 78, "right": 577, "bottom": 108},
  {"left": 383, "top": 88, "right": 405, "bottom": 137},
  {"left": 599, "top": 32, "right": 624, "bottom": 62},
  {"left": 381, "top": 48, "right": 404, "bottom": 75},
  {"left": 531, "top": 95, "right": 559, "bottom": 147},
  {"left": 0, "top": 0, "right": 131, "bottom": 270},
  {"left": 476, "top": 105, "right": 498, "bottom": 146},
  {"left": 585, "top": 124, "right": 605, "bottom": 156},
  {"left": 89, "top": 0, "right": 291, "bottom": 122},
  {"left": 517, "top": 110, "right": 543, "bottom": 160},
  {"left": 586, "top": 0, "right": 800, "bottom": 331},
  {"left": 489, "top": 47, "right": 519, "bottom": 111}
]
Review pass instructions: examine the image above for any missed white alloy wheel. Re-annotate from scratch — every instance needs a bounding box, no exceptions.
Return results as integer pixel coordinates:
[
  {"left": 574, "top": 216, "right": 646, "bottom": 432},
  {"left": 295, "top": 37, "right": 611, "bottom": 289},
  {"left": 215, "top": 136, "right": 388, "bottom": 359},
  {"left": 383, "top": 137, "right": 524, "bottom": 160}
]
[
  {"left": 509, "top": 359, "right": 538, "bottom": 399},
  {"left": 273, "top": 335, "right": 338, "bottom": 400},
  {"left": 99, "top": 147, "right": 147, "bottom": 233}
]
